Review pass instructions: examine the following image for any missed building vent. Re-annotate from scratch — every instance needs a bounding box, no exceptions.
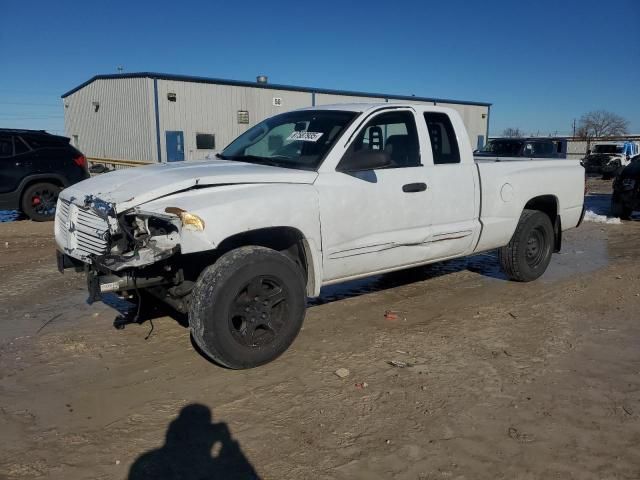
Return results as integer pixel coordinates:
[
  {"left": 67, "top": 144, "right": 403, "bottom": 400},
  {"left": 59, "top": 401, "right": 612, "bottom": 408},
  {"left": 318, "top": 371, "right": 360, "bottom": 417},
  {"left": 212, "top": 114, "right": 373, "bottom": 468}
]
[
  {"left": 256, "top": 75, "right": 268, "bottom": 84},
  {"left": 237, "top": 110, "right": 249, "bottom": 124}
]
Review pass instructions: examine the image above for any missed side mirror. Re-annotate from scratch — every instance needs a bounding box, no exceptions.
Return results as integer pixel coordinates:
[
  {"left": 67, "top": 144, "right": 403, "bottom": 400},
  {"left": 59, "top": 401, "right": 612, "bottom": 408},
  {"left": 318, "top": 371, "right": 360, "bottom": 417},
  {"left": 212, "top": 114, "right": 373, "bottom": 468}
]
[{"left": 338, "top": 150, "right": 392, "bottom": 172}]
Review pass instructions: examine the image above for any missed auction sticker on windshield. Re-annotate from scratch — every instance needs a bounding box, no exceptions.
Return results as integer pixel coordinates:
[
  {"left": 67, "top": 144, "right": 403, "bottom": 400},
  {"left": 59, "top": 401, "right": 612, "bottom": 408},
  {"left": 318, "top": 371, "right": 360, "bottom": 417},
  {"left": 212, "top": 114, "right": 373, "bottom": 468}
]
[{"left": 287, "top": 131, "right": 324, "bottom": 142}]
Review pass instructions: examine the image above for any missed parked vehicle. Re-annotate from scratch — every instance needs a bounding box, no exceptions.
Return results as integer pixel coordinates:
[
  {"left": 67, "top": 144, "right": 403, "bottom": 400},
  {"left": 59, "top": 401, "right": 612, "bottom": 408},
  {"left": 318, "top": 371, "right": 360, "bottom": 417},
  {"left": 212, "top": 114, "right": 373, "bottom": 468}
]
[
  {"left": 583, "top": 141, "right": 640, "bottom": 179},
  {"left": 0, "top": 129, "right": 89, "bottom": 221},
  {"left": 611, "top": 154, "right": 640, "bottom": 219},
  {"left": 474, "top": 137, "right": 567, "bottom": 158},
  {"left": 55, "top": 104, "right": 585, "bottom": 368}
]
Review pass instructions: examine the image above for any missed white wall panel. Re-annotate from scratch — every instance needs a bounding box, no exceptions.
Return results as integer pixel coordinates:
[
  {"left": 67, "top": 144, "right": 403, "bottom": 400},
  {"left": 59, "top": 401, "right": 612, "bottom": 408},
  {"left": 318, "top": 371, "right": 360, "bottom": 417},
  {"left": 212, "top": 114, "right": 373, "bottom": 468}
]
[
  {"left": 64, "top": 76, "right": 489, "bottom": 163},
  {"left": 64, "top": 78, "right": 156, "bottom": 162}
]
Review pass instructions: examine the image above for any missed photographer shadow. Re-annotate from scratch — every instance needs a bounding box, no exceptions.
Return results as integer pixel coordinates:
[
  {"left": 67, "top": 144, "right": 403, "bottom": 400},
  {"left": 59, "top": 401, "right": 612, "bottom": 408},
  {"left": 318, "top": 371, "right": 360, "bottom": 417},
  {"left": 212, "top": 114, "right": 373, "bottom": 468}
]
[{"left": 128, "top": 403, "right": 261, "bottom": 480}]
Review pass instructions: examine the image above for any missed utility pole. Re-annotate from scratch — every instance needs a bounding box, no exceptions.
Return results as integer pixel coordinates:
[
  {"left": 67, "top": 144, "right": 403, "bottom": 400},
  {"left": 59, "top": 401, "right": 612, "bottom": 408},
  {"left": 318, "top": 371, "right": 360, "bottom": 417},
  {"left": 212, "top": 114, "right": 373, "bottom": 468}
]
[{"left": 572, "top": 119, "right": 576, "bottom": 137}]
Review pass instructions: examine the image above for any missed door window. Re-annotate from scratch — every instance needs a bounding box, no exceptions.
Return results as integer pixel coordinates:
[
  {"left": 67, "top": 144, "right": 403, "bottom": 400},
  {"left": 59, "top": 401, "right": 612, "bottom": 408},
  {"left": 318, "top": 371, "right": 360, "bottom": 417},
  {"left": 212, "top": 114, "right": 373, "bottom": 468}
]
[
  {"left": 424, "top": 112, "right": 460, "bottom": 164},
  {"left": 0, "top": 136, "right": 12, "bottom": 157},
  {"left": 526, "top": 141, "right": 554, "bottom": 157},
  {"left": 341, "top": 111, "right": 421, "bottom": 169},
  {"left": 14, "top": 137, "right": 30, "bottom": 155}
]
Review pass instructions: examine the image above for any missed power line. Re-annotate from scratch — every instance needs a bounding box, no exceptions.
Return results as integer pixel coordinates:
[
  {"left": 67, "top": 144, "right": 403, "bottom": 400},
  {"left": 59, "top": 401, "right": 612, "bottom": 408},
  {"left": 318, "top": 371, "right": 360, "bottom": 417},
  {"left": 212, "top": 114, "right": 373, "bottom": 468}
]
[
  {"left": 0, "top": 113, "right": 63, "bottom": 117},
  {"left": 0, "top": 101, "right": 61, "bottom": 107}
]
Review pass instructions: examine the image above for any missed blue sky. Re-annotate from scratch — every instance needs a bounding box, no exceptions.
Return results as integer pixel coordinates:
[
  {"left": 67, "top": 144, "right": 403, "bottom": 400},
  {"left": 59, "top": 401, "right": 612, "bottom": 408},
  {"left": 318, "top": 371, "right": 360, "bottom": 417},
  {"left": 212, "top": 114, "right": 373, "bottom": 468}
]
[{"left": 1, "top": 0, "right": 638, "bottom": 136}]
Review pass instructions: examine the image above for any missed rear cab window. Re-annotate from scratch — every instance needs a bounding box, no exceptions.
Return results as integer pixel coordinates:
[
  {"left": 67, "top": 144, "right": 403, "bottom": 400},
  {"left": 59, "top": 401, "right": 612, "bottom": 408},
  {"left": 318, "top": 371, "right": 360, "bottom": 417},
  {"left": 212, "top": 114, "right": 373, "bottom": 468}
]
[{"left": 424, "top": 112, "right": 460, "bottom": 165}]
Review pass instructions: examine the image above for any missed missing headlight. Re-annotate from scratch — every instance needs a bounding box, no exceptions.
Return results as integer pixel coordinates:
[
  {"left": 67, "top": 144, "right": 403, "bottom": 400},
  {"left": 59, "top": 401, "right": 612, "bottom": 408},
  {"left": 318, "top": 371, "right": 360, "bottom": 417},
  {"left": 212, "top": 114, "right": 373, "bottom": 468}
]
[{"left": 148, "top": 217, "right": 179, "bottom": 236}]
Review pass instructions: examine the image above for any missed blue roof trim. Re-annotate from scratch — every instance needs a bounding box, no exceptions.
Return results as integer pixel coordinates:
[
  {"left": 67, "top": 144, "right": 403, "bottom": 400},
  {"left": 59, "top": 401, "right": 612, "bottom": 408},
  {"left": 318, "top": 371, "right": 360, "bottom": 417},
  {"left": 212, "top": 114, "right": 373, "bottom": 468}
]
[{"left": 61, "top": 72, "right": 492, "bottom": 107}]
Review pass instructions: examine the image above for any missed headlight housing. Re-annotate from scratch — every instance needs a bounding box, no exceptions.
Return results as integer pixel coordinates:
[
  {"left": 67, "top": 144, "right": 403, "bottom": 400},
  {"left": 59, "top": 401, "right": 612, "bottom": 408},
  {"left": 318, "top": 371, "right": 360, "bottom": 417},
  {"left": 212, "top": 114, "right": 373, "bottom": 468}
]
[{"left": 165, "top": 207, "right": 206, "bottom": 231}]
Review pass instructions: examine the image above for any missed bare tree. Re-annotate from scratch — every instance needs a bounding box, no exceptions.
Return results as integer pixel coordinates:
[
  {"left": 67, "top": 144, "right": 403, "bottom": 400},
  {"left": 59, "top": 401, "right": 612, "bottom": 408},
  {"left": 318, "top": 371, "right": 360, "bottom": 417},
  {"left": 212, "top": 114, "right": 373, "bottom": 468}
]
[
  {"left": 502, "top": 127, "right": 523, "bottom": 138},
  {"left": 576, "top": 110, "right": 629, "bottom": 138}
]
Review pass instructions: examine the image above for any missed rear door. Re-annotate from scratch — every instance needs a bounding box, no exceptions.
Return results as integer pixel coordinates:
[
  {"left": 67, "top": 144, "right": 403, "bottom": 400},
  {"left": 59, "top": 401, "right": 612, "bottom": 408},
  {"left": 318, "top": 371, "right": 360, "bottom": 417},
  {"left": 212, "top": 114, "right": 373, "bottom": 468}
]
[
  {"left": 421, "top": 111, "right": 480, "bottom": 259},
  {"left": 316, "top": 109, "right": 433, "bottom": 282}
]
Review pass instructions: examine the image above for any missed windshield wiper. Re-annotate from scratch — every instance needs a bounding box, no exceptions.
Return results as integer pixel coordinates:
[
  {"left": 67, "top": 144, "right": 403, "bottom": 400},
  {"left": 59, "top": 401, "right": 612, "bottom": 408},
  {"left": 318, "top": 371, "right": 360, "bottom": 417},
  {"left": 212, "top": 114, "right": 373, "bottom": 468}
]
[{"left": 216, "top": 153, "right": 229, "bottom": 160}]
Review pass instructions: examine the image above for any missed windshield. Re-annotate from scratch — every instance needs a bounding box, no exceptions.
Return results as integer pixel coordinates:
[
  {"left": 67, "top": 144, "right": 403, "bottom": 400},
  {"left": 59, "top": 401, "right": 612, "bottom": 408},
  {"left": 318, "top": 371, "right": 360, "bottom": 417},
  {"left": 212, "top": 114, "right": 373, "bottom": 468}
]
[
  {"left": 593, "top": 145, "right": 623, "bottom": 154},
  {"left": 220, "top": 110, "right": 358, "bottom": 170},
  {"left": 480, "top": 139, "right": 523, "bottom": 156}
]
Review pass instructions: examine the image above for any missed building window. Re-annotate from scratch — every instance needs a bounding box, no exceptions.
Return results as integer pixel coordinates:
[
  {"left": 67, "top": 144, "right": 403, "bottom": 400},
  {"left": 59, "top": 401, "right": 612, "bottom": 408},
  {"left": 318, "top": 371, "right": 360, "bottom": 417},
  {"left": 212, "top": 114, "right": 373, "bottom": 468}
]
[{"left": 196, "top": 133, "right": 215, "bottom": 150}]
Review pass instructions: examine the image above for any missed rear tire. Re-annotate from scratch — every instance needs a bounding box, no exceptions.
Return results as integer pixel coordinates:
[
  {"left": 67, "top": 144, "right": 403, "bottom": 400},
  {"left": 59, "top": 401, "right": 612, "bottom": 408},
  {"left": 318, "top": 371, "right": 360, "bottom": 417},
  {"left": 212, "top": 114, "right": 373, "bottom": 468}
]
[
  {"left": 499, "top": 209, "right": 554, "bottom": 282},
  {"left": 611, "top": 196, "right": 632, "bottom": 220},
  {"left": 189, "top": 246, "right": 306, "bottom": 369},
  {"left": 21, "top": 182, "right": 61, "bottom": 222}
]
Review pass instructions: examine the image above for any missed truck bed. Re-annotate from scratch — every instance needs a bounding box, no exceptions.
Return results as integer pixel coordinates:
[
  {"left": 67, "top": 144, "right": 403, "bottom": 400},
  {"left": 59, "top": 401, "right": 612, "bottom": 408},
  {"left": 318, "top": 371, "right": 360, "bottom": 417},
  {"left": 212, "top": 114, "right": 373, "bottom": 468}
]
[{"left": 473, "top": 158, "right": 585, "bottom": 253}]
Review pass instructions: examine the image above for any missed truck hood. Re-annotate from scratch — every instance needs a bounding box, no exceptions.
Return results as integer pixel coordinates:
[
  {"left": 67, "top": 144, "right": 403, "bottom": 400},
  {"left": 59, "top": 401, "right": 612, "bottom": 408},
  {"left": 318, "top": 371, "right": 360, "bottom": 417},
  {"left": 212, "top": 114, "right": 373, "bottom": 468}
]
[{"left": 60, "top": 159, "right": 318, "bottom": 212}]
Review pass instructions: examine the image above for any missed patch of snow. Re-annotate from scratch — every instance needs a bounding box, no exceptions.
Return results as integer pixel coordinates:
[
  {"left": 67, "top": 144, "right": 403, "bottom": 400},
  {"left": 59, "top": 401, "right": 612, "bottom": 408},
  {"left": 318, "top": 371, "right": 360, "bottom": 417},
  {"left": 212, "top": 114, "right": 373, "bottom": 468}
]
[
  {"left": 0, "top": 211, "right": 21, "bottom": 223},
  {"left": 583, "top": 210, "right": 621, "bottom": 225}
]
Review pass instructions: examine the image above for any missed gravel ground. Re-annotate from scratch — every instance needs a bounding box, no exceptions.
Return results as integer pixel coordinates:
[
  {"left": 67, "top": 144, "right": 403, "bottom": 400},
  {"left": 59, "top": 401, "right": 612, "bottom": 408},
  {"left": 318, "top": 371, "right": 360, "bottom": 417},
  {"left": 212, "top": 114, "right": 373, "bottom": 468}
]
[{"left": 0, "top": 178, "right": 639, "bottom": 480}]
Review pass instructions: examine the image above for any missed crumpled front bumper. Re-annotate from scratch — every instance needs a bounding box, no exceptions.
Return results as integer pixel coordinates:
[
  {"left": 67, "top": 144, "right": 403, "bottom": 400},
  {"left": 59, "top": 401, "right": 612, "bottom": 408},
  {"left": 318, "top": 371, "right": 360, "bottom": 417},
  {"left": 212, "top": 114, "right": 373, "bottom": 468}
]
[{"left": 55, "top": 195, "right": 183, "bottom": 272}]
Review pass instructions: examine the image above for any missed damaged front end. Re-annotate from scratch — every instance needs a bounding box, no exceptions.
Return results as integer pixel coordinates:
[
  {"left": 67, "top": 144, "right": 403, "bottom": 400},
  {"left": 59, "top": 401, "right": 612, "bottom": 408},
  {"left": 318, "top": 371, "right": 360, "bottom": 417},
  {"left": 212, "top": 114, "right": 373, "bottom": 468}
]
[{"left": 56, "top": 194, "right": 204, "bottom": 312}]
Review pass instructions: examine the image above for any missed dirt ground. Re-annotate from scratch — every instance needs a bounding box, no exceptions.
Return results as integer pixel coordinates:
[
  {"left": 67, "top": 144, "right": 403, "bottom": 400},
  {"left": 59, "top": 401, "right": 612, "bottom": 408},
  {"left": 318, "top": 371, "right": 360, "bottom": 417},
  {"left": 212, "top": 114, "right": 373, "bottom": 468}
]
[{"left": 1, "top": 179, "right": 639, "bottom": 480}]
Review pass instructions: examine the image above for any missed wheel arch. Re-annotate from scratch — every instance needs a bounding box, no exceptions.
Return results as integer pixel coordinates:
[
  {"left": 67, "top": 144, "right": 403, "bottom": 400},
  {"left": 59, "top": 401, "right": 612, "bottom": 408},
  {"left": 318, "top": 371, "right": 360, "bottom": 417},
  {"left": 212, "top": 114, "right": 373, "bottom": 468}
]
[
  {"left": 214, "top": 226, "right": 320, "bottom": 297},
  {"left": 523, "top": 195, "right": 561, "bottom": 252},
  {"left": 18, "top": 174, "right": 68, "bottom": 205}
]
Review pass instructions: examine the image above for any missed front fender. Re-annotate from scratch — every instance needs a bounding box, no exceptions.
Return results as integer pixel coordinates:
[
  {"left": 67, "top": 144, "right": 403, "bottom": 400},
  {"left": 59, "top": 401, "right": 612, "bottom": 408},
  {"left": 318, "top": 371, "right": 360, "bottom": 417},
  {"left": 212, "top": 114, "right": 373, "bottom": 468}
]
[{"left": 140, "top": 183, "right": 324, "bottom": 295}]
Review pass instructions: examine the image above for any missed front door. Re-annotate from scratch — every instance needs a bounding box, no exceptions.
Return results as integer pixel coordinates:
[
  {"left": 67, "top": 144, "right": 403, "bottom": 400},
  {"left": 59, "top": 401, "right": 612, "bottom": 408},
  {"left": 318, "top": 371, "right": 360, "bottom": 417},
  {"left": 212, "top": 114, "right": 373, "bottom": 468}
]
[
  {"left": 165, "top": 131, "right": 184, "bottom": 162},
  {"left": 317, "top": 110, "right": 433, "bottom": 282}
]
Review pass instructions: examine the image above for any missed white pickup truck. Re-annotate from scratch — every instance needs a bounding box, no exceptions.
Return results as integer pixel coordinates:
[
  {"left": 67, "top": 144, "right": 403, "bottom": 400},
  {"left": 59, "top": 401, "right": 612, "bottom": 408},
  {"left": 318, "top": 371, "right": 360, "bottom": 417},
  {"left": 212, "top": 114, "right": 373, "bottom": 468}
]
[{"left": 55, "top": 104, "right": 585, "bottom": 368}]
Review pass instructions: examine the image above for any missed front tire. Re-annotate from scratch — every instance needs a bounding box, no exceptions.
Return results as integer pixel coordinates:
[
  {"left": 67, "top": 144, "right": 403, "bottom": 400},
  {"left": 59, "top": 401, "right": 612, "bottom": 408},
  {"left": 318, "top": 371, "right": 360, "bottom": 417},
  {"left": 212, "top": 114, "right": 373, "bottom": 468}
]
[
  {"left": 21, "top": 182, "right": 61, "bottom": 221},
  {"left": 499, "top": 209, "right": 554, "bottom": 282},
  {"left": 189, "top": 246, "right": 306, "bottom": 369}
]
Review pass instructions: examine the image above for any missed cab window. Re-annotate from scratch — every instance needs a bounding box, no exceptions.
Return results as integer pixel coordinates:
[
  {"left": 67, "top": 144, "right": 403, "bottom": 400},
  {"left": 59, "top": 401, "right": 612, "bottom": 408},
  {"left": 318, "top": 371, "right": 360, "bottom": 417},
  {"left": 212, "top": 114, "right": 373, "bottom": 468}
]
[
  {"left": 341, "top": 111, "right": 420, "bottom": 169},
  {"left": 424, "top": 112, "right": 460, "bottom": 164}
]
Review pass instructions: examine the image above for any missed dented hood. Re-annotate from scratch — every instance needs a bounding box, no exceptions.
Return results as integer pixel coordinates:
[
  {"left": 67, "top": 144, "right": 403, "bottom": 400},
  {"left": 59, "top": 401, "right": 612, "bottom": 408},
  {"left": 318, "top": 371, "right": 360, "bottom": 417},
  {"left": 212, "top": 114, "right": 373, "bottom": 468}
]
[{"left": 60, "top": 159, "right": 318, "bottom": 212}]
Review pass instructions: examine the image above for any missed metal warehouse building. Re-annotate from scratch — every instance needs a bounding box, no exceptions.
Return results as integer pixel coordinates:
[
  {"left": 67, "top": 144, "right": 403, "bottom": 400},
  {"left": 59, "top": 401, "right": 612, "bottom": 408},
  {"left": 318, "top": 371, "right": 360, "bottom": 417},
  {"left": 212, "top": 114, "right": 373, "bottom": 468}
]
[{"left": 62, "top": 72, "right": 491, "bottom": 163}]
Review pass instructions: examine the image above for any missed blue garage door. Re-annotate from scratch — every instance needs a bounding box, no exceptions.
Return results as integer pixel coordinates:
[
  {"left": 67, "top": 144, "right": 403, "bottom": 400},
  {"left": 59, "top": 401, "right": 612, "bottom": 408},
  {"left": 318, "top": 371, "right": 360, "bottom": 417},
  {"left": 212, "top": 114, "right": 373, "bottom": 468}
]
[{"left": 166, "top": 131, "right": 185, "bottom": 162}]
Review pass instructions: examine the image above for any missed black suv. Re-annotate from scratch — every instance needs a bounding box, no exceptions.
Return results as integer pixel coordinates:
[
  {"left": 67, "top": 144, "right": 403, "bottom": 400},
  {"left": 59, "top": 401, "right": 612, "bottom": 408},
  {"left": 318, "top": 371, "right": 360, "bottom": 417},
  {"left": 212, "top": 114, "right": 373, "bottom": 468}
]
[
  {"left": 0, "top": 129, "right": 89, "bottom": 221},
  {"left": 474, "top": 137, "right": 567, "bottom": 158},
  {"left": 611, "top": 154, "right": 640, "bottom": 219}
]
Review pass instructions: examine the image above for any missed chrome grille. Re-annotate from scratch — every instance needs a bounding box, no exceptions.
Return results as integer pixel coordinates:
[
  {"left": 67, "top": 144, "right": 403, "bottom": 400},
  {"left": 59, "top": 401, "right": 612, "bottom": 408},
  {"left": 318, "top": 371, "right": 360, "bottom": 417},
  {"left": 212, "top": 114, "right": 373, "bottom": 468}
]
[
  {"left": 55, "top": 198, "right": 71, "bottom": 246},
  {"left": 57, "top": 199, "right": 110, "bottom": 258}
]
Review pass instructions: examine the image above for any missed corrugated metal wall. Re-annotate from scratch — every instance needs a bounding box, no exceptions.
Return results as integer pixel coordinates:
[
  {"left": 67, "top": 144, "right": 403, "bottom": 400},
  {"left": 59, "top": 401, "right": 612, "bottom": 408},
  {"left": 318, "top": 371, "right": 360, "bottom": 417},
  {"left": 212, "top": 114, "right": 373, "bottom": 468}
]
[
  {"left": 316, "top": 94, "right": 488, "bottom": 147},
  {"left": 434, "top": 102, "right": 489, "bottom": 148},
  {"left": 156, "top": 81, "right": 311, "bottom": 161},
  {"left": 64, "top": 77, "right": 489, "bottom": 162},
  {"left": 64, "top": 78, "right": 157, "bottom": 161},
  {"left": 314, "top": 93, "right": 387, "bottom": 105}
]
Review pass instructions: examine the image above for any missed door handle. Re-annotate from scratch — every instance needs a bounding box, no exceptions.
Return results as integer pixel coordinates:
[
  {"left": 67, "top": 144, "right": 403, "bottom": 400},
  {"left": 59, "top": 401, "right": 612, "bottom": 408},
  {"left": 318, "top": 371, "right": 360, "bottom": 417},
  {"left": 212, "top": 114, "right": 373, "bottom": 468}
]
[{"left": 402, "top": 182, "right": 427, "bottom": 193}]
